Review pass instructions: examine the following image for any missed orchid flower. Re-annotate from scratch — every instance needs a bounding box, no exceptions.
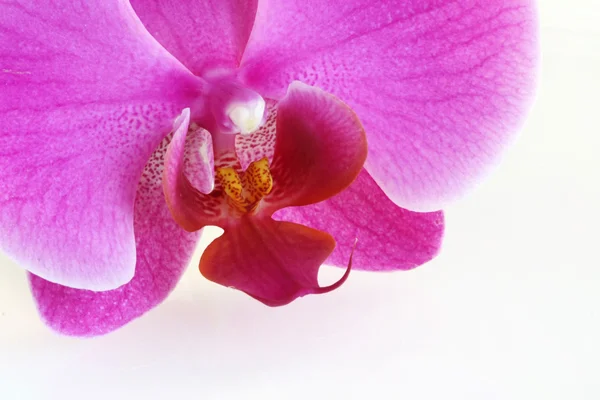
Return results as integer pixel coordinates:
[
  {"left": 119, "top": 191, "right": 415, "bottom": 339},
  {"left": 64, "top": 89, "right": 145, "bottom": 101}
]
[{"left": 0, "top": 0, "right": 537, "bottom": 336}]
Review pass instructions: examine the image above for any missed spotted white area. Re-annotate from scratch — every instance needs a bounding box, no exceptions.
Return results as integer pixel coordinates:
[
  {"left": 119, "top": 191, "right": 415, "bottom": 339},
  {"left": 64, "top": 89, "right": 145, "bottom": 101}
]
[{"left": 235, "top": 100, "right": 278, "bottom": 171}]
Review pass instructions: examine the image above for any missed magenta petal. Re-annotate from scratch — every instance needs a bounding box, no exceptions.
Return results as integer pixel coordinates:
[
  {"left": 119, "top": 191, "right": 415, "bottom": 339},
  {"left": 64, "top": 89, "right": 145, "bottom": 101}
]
[
  {"left": 0, "top": 1, "right": 201, "bottom": 289},
  {"left": 241, "top": 0, "right": 539, "bottom": 211},
  {"left": 28, "top": 136, "right": 201, "bottom": 337},
  {"left": 200, "top": 217, "right": 349, "bottom": 307},
  {"left": 131, "top": 0, "right": 258, "bottom": 76},
  {"left": 275, "top": 169, "right": 444, "bottom": 271}
]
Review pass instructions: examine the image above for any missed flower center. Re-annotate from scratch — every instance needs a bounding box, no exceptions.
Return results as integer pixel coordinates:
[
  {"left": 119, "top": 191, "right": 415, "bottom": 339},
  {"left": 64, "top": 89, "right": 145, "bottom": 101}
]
[
  {"left": 226, "top": 97, "right": 266, "bottom": 135},
  {"left": 203, "top": 77, "right": 266, "bottom": 135},
  {"left": 215, "top": 157, "right": 273, "bottom": 213}
]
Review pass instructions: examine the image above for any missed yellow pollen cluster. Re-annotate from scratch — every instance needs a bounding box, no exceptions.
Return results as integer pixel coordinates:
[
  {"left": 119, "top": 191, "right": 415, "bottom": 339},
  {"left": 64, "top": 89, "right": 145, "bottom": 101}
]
[{"left": 215, "top": 158, "right": 273, "bottom": 213}]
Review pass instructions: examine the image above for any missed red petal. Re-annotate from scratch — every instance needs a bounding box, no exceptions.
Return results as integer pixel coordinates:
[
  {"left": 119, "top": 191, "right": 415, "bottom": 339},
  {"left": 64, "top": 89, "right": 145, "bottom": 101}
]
[
  {"left": 262, "top": 82, "right": 368, "bottom": 214},
  {"left": 199, "top": 217, "right": 351, "bottom": 306}
]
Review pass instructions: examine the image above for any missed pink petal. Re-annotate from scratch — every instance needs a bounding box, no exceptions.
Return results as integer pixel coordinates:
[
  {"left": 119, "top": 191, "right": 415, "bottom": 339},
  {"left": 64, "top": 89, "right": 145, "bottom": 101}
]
[
  {"left": 131, "top": 0, "right": 258, "bottom": 76},
  {"left": 199, "top": 217, "right": 350, "bottom": 307},
  {"left": 240, "top": 0, "right": 538, "bottom": 211},
  {"left": 28, "top": 135, "right": 201, "bottom": 337},
  {"left": 163, "top": 109, "right": 226, "bottom": 231},
  {"left": 262, "top": 82, "right": 367, "bottom": 214},
  {"left": 275, "top": 169, "right": 444, "bottom": 271},
  {"left": 0, "top": 1, "right": 202, "bottom": 290}
]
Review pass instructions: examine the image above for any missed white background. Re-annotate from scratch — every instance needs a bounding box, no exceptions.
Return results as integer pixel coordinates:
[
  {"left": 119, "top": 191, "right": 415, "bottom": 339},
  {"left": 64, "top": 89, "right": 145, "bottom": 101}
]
[{"left": 1, "top": 1, "right": 599, "bottom": 399}]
